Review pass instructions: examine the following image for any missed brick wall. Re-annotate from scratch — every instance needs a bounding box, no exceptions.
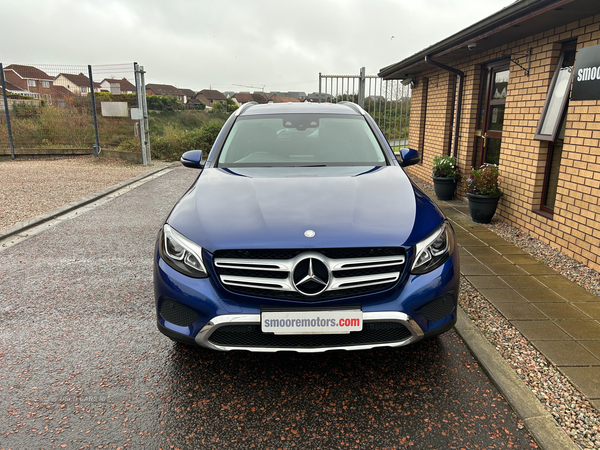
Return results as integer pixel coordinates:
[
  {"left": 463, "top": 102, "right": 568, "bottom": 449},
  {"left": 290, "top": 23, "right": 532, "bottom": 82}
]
[
  {"left": 405, "top": 13, "right": 600, "bottom": 271},
  {"left": 407, "top": 71, "right": 455, "bottom": 178}
]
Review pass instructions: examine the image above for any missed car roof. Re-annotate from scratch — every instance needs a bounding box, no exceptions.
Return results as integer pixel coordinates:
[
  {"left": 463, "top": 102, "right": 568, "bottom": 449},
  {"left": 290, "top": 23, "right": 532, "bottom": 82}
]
[{"left": 239, "top": 102, "right": 361, "bottom": 117}]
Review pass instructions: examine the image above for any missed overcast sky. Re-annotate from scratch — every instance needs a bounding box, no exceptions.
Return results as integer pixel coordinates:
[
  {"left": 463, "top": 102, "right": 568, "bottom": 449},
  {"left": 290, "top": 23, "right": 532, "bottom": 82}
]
[{"left": 3, "top": 0, "right": 514, "bottom": 94}]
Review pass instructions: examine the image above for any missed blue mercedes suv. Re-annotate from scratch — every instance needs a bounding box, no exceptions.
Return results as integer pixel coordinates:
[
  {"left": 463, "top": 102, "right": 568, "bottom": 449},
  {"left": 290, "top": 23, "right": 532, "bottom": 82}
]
[{"left": 154, "top": 101, "right": 459, "bottom": 352}]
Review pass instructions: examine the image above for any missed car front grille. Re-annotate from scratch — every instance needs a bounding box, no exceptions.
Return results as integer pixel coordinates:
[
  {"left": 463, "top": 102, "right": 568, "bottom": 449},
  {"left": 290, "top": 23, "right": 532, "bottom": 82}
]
[
  {"left": 208, "top": 322, "right": 412, "bottom": 348},
  {"left": 213, "top": 247, "right": 406, "bottom": 300}
]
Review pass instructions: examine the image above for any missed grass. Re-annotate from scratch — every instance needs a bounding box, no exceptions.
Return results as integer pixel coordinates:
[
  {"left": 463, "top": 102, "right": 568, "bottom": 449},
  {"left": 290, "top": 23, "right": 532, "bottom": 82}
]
[{"left": 0, "top": 104, "right": 228, "bottom": 162}]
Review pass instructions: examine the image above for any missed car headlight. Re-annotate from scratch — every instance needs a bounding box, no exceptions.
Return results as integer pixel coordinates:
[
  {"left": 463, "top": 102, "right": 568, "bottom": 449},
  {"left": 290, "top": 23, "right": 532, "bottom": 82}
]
[
  {"left": 159, "top": 224, "right": 208, "bottom": 278},
  {"left": 411, "top": 221, "right": 454, "bottom": 275}
]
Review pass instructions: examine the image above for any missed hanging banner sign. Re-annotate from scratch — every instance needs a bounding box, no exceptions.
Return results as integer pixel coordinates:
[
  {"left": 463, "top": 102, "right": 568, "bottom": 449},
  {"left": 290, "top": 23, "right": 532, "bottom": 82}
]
[{"left": 571, "top": 44, "right": 600, "bottom": 101}]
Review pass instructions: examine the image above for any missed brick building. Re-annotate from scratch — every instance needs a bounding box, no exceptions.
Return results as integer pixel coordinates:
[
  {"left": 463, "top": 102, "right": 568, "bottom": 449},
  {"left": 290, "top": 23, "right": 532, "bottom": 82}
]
[
  {"left": 379, "top": 0, "right": 600, "bottom": 271},
  {"left": 3, "top": 64, "right": 55, "bottom": 102}
]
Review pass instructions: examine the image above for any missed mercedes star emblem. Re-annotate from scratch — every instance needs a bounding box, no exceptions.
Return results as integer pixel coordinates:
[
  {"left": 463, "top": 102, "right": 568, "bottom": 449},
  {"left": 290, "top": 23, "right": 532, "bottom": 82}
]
[{"left": 292, "top": 257, "right": 330, "bottom": 296}]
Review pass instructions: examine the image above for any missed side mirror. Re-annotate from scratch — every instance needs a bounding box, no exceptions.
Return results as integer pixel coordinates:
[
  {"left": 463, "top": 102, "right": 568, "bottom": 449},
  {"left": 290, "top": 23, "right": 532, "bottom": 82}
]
[
  {"left": 180, "top": 150, "right": 206, "bottom": 169},
  {"left": 397, "top": 148, "right": 420, "bottom": 167}
]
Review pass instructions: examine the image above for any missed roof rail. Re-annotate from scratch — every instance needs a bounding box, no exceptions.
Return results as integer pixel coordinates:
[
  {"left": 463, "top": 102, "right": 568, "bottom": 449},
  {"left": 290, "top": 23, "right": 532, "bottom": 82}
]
[
  {"left": 237, "top": 101, "right": 258, "bottom": 115},
  {"left": 339, "top": 101, "right": 365, "bottom": 115}
]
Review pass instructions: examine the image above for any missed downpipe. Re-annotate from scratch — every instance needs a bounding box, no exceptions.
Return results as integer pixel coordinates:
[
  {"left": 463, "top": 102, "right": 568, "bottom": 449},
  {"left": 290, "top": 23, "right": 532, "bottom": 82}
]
[{"left": 424, "top": 55, "right": 464, "bottom": 158}]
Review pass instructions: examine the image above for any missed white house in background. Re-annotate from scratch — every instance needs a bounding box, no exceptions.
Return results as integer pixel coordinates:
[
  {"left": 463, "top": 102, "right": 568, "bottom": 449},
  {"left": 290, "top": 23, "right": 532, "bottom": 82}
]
[
  {"left": 53, "top": 73, "right": 98, "bottom": 96},
  {"left": 99, "top": 78, "right": 137, "bottom": 95}
]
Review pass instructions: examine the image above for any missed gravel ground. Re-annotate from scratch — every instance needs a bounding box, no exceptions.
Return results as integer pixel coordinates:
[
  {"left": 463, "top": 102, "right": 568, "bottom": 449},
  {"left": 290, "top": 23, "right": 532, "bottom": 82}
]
[
  {"left": 0, "top": 156, "right": 169, "bottom": 231},
  {"left": 412, "top": 176, "right": 600, "bottom": 449},
  {"left": 486, "top": 220, "right": 600, "bottom": 298}
]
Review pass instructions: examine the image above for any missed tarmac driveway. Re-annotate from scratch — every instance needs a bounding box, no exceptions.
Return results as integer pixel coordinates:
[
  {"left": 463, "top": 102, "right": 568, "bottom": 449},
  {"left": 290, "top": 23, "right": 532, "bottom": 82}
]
[{"left": 0, "top": 167, "right": 537, "bottom": 448}]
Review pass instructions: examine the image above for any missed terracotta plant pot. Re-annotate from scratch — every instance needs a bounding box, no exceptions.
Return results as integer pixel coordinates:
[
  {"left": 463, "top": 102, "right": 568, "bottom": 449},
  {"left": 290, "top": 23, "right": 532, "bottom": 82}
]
[
  {"left": 466, "top": 193, "right": 503, "bottom": 223},
  {"left": 432, "top": 176, "right": 459, "bottom": 201}
]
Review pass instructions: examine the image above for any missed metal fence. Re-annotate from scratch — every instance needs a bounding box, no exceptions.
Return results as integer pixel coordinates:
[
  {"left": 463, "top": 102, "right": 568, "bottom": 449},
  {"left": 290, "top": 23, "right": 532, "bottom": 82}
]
[
  {"left": 318, "top": 67, "right": 411, "bottom": 148},
  {"left": 0, "top": 62, "right": 150, "bottom": 164}
]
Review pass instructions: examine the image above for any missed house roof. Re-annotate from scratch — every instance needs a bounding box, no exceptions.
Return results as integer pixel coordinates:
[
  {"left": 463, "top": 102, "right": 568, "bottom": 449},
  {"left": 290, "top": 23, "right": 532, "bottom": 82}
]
[
  {"left": 119, "top": 78, "right": 136, "bottom": 92},
  {"left": 195, "top": 93, "right": 209, "bottom": 104},
  {"left": 146, "top": 83, "right": 183, "bottom": 96},
  {"left": 379, "top": 0, "right": 600, "bottom": 79},
  {"left": 1, "top": 80, "right": 26, "bottom": 92},
  {"left": 4, "top": 64, "right": 53, "bottom": 81},
  {"left": 284, "top": 91, "right": 307, "bottom": 99},
  {"left": 271, "top": 96, "right": 301, "bottom": 103},
  {"left": 102, "top": 78, "right": 137, "bottom": 92},
  {"left": 199, "top": 89, "right": 226, "bottom": 101},
  {"left": 233, "top": 93, "right": 254, "bottom": 103},
  {"left": 52, "top": 85, "right": 74, "bottom": 97},
  {"left": 180, "top": 88, "right": 197, "bottom": 98},
  {"left": 251, "top": 93, "right": 268, "bottom": 104},
  {"left": 56, "top": 73, "right": 90, "bottom": 87}
]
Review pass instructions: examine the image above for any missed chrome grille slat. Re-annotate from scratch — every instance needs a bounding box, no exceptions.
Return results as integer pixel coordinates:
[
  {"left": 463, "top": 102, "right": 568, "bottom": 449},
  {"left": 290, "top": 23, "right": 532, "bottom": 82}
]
[
  {"left": 331, "top": 256, "right": 405, "bottom": 270},
  {"left": 220, "top": 275, "right": 295, "bottom": 291},
  {"left": 215, "top": 259, "right": 289, "bottom": 271},
  {"left": 330, "top": 273, "right": 401, "bottom": 290},
  {"left": 214, "top": 249, "right": 406, "bottom": 299}
]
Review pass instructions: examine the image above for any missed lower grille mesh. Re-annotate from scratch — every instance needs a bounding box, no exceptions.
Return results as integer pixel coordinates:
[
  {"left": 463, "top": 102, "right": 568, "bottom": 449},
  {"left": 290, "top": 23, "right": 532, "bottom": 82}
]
[
  {"left": 208, "top": 322, "right": 412, "bottom": 348},
  {"left": 421, "top": 294, "right": 455, "bottom": 322},
  {"left": 160, "top": 299, "right": 198, "bottom": 327}
]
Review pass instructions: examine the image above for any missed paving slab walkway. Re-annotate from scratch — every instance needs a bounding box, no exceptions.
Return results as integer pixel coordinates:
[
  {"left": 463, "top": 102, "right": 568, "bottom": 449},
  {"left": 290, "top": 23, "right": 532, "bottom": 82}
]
[{"left": 436, "top": 196, "right": 600, "bottom": 412}]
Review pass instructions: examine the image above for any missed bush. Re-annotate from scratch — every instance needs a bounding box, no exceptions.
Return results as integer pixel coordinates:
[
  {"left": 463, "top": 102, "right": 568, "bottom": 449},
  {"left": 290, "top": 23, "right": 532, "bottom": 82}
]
[
  {"left": 93, "top": 92, "right": 138, "bottom": 107},
  {"left": 432, "top": 155, "right": 460, "bottom": 178},
  {"left": 146, "top": 95, "right": 183, "bottom": 112},
  {"left": 150, "top": 118, "right": 225, "bottom": 161},
  {"left": 464, "top": 165, "right": 502, "bottom": 196}
]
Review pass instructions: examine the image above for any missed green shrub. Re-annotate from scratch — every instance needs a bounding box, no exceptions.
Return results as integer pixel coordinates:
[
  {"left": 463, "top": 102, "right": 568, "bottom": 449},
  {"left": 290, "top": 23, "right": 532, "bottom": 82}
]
[
  {"left": 93, "top": 92, "right": 138, "bottom": 107},
  {"left": 146, "top": 95, "right": 183, "bottom": 112},
  {"left": 150, "top": 118, "right": 225, "bottom": 161}
]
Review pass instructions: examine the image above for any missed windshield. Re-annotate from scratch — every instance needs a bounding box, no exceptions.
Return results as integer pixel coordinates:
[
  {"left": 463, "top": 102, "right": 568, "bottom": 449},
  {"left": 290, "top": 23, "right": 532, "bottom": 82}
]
[{"left": 217, "top": 114, "right": 387, "bottom": 167}]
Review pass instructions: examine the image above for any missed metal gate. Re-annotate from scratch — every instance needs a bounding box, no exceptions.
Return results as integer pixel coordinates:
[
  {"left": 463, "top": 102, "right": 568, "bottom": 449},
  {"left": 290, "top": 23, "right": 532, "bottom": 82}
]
[{"left": 318, "top": 67, "right": 411, "bottom": 149}]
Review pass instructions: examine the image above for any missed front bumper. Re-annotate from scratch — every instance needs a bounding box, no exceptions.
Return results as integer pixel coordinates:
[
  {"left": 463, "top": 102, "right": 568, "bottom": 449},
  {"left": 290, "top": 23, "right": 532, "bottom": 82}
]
[
  {"left": 154, "top": 231, "right": 460, "bottom": 352},
  {"left": 193, "top": 311, "right": 424, "bottom": 353}
]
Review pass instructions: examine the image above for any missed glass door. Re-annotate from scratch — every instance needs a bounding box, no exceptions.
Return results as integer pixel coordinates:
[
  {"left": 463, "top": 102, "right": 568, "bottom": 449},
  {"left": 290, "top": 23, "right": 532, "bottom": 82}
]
[{"left": 474, "top": 63, "right": 510, "bottom": 167}]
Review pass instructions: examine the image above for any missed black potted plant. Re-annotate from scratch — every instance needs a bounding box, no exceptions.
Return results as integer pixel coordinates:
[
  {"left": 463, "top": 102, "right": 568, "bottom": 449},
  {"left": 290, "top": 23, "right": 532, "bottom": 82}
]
[
  {"left": 431, "top": 155, "right": 461, "bottom": 201},
  {"left": 464, "top": 164, "right": 503, "bottom": 223}
]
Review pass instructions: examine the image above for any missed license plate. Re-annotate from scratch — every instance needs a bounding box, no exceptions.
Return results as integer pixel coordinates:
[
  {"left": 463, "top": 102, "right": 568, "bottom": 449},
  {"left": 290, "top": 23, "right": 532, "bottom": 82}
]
[{"left": 261, "top": 310, "right": 363, "bottom": 335}]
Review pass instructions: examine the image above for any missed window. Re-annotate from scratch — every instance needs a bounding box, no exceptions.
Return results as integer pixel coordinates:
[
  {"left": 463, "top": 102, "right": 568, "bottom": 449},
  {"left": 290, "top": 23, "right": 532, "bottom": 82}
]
[
  {"left": 538, "top": 44, "right": 576, "bottom": 214},
  {"left": 42, "top": 81, "right": 50, "bottom": 88},
  {"left": 217, "top": 114, "right": 386, "bottom": 167},
  {"left": 27, "top": 79, "right": 36, "bottom": 87},
  {"left": 535, "top": 45, "right": 576, "bottom": 141},
  {"left": 81, "top": 87, "right": 88, "bottom": 93}
]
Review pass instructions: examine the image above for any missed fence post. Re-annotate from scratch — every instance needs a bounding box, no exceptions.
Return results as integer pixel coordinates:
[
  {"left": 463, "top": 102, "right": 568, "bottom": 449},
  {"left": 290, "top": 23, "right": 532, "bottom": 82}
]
[
  {"left": 0, "top": 63, "right": 15, "bottom": 160},
  {"left": 318, "top": 72, "right": 322, "bottom": 104},
  {"left": 139, "top": 65, "right": 151, "bottom": 164},
  {"left": 88, "top": 65, "right": 100, "bottom": 157},
  {"left": 134, "top": 62, "right": 148, "bottom": 166},
  {"left": 358, "top": 67, "right": 365, "bottom": 108}
]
